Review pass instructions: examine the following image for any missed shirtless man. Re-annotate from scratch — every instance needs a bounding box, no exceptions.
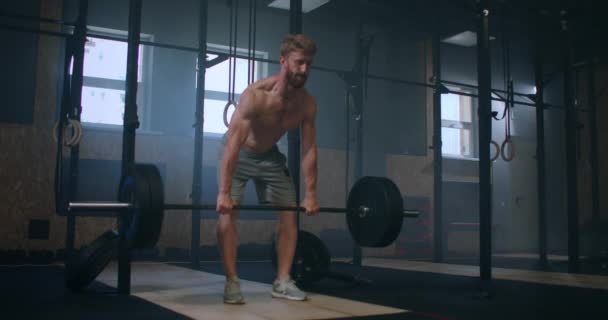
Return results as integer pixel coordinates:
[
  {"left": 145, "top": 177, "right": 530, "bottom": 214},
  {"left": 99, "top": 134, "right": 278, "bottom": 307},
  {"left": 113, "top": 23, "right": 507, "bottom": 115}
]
[{"left": 216, "top": 34, "right": 320, "bottom": 304}]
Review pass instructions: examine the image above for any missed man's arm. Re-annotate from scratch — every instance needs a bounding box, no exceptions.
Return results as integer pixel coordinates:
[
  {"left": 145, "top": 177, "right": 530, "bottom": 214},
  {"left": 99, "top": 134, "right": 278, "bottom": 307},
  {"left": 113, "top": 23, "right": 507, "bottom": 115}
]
[
  {"left": 301, "top": 97, "right": 319, "bottom": 214},
  {"left": 217, "top": 90, "right": 256, "bottom": 212}
]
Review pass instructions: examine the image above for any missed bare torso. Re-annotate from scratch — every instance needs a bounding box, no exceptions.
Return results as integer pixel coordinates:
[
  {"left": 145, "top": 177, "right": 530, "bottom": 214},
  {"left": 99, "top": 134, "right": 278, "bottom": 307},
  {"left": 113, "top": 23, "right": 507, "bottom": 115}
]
[{"left": 236, "top": 76, "right": 314, "bottom": 153}]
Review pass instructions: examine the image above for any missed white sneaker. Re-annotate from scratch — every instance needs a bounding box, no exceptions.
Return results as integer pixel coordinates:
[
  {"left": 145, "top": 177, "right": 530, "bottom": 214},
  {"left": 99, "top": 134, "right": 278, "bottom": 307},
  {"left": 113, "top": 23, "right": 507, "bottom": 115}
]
[
  {"left": 271, "top": 278, "right": 308, "bottom": 301},
  {"left": 224, "top": 276, "right": 246, "bottom": 304}
]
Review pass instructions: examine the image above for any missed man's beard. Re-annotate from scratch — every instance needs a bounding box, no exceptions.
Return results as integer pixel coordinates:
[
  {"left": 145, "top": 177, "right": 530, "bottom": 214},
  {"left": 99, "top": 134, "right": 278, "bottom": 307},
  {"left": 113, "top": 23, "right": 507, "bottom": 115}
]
[{"left": 287, "top": 70, "right": 307, "bottom": 88}]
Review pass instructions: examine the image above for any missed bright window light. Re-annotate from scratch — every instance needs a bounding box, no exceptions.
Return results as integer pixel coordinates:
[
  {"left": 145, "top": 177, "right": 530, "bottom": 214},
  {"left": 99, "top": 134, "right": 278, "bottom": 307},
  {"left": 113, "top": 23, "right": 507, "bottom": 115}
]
[
  {"left": 441, "top": 91, "right": 475, "bottom": 158},
  {"left": 268, "top": 0, "right": 329, "bottom": 13},
  {"left": 81, "top": 86, "right": 125, "bottom": 125},
  {"left": 202, "top": 56, "right": 255, "bottom": 93},
  {"left": 73, "top": 29, "right": 150, "bottom": 127},
  {"left": 203, "top": 99, "right": 234, "bottom": 134},
  {"left": 197, "top": 45, "right": 267, "bottom": 135}
]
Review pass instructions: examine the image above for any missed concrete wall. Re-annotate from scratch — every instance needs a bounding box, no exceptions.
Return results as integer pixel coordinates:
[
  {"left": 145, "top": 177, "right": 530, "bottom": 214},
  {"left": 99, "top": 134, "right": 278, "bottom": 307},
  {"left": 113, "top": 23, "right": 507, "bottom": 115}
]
[
  {"left": 0, "top": 0, "right": 69, "bottom": 253},
  {"left": 576, "top": 63, "right": 608, "bottom": 256}
]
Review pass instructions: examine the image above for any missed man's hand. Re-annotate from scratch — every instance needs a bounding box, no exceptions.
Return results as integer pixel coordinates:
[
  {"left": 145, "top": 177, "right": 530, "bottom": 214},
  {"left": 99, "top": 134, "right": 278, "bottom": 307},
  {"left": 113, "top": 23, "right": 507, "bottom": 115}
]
[
  {"left": 216, "top": 193, "right": 235, "bottom": 215},
  {"left": 301, "top": 195, "right": 320, "bottom": 216}
]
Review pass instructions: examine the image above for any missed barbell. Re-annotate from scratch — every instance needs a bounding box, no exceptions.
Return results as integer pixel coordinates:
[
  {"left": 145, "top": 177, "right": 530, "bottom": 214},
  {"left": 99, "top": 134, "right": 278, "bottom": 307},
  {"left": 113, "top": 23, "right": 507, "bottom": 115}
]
[{"left": 68, "top": 164, "right": 419, "bottom": 249}]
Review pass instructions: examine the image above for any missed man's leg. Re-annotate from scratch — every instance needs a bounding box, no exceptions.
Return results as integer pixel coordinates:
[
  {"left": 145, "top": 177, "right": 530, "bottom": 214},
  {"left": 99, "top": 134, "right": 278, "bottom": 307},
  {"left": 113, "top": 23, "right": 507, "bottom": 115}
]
[
  {"left": 272, "top": 210, "right": 307, "bottom": 300},
  {"left": 216, "top": 151, "right": 247, "bottom": 304},
  {"left": 253, "top": 148, "right": 307, "bottom": 300},
  {"left": 217, "top": 207, "right": 246, "bottom": 304},
  {"left": 217, "top": 207, "right": 239, "bottom": 278},
  {"left": 275, "top": 210, "right": 298, "bottom": 280}
]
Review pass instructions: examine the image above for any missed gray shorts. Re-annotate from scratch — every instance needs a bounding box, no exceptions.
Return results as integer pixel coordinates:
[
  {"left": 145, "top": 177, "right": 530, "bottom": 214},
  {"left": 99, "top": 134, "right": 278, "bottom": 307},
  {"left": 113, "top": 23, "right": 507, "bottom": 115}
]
[{"left": 218, "top": 141, "right": 296, "bottom": 206}]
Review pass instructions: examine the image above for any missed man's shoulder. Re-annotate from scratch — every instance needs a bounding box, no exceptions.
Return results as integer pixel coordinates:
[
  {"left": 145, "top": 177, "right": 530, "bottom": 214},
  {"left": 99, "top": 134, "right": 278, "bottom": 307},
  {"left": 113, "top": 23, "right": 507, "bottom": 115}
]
[
  {"left": 298, "top": 90, "right": 316, "bottom": 119},
  {"left": 243, "top": 77, "right": 277, "bottom": 104},
  {"left": 301, "top": 90, "right": 316, "bottom": 109},
  {"left": 250, "top": 76, "right": 278, "bottom": 92},
  {"left": 293, "top": 88, "right": 313, "bottom": 103},
  {"left": 243, "top": 87, "right": 273, "bottom": 110}
]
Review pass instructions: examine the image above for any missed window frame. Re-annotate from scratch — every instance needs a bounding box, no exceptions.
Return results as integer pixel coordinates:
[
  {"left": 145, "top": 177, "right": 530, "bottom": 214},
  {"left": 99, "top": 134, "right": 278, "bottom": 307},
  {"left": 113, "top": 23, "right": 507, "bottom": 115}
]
[
  {"left": 78, "top": 26, "right": 154, "bottom": 132},
  {"left": 440, "top": 87, "right": 479, "bottom": 160},
  {"left": 74, "top": 33, "right": 269, "bottom": 136},
  {"left": 197, "top": 43, "right": 269, "bottom": 138}
]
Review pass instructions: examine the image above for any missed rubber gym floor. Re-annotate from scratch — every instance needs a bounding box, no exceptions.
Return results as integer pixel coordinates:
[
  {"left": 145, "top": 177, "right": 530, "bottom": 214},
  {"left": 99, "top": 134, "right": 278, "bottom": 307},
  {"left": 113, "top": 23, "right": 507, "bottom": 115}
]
[{"left": 2, "top": 258, "right": 607, "bottom": 320}]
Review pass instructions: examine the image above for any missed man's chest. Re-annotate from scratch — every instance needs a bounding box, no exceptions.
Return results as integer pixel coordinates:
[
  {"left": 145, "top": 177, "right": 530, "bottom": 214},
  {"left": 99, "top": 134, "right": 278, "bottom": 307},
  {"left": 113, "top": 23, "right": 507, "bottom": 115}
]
[{"left": 255, "top": 100, "right": 304, "bottom": 131}]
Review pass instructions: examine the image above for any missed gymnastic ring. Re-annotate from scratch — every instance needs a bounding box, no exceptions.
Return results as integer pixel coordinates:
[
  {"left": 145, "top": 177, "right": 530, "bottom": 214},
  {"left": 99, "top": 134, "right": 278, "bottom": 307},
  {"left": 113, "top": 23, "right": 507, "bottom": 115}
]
[
  {"left": 500, "top": 139, "right": 515, "bottom": 162},
  {"left": 490, "top": 141, "right": 500, "bottom": 162},
  {"left": 53, "top": 119, "right": 82, "bottom": 147},
  {"left": 65, "top": 119, "right": 82, "bottom": 146},
  {"left": 223, "top": 100, "right": 236, "bottom": 128}
]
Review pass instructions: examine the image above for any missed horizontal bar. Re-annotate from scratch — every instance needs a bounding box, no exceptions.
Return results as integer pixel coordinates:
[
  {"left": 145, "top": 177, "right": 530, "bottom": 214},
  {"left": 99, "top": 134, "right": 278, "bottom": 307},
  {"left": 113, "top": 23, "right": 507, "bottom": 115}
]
[
  {"left": 206, "top": 54, "right": 229, "bottom": 68},
  {"left": 86, "top": 33, "right": 201, "bottom": 53},
  {"left": 164, "top": 203, "right": 346, "bottom": 213},
  {"left": 367, "top": 73, "right": 435, "bottom": 89},
  {"left": 0, "top": 22, "right": 556, "bottom": 110},
  {"left": 68, "top": 201, "right": 419, "bottom": 218},
  {"left": 403, "top": 210, "right": 420, "bottom": 218},
  {"left": 0, "top": 11, "right": 77, "bottom": 26},
  {"left": 70, "top": 211, "right": 119, "bottom": 217},
  {"left": 165, "top": 203, "right": 226, "bottom": 211},
  {"left": 0, "top": 22, "right": 571, "bottom": 111},
  {"left": 0, "top": 22, "right": 71, "bottom": 38},
  {"left": 443, "top": 87, "right": 566, "bottom": 109},
  {"left": 86, "top": 33, "right": 308, "bottom": 73},
  {"left": 165, "top": 203, "right": 419, "bottom": 217},
  {"left": 441, "top": 79, "right": 566, "bottom": 109},
  {"left": 443, "top": 79, "right": 533, "bottom": 98},
  {"left": 82, "top": 32, "right": 436, "bottom": 89},
  {"left": 141, "top": 39, "right": 199, "bottom": 53},
  {"left": 69, "top": 201, "right": 132, "bottom": 211}
]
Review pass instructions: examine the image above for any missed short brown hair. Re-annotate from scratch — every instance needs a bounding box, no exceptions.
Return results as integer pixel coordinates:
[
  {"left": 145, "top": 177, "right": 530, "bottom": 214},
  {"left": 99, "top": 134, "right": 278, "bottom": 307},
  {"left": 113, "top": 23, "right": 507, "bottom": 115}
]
[{"left": 280, "top": 34, "right": 317, "bottom": 57}]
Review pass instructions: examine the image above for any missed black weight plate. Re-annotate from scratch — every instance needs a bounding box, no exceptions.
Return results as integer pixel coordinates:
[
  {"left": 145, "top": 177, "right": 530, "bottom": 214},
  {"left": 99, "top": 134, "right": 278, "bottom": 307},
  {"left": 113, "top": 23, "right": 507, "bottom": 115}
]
[
  {"left": 346, "top": 176, "right": 403, "bottom": 247},
  {"left": 118, "top": 164, "right": 164, "bottom": 249},
  {"left": 66, "top": 230, "right": 118, "bottom": 292},
  {"left": 118, "top": 174, "right": 137, "bottom": 246},
  {"left": 134, "top": 164, "right": 165, "bottom": 249},
  {"left": 377, "top": 177, "right": 405, "bottom": 246}
]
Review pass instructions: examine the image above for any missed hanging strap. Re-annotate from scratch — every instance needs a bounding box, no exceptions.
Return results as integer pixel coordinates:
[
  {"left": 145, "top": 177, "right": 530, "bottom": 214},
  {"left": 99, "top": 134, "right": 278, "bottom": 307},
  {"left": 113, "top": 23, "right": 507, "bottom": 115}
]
[
  {"left": 227, "top": 0, "right": 238, "bottom": 102},
  {"left": 501, "top": 79, "right": 515, "bottom": 161},
  {"left": 224, "top": 0, "right": 239, "bottom": 127},
  {"left": 247, "top": 0, "right": 257, "bottom": 85}
]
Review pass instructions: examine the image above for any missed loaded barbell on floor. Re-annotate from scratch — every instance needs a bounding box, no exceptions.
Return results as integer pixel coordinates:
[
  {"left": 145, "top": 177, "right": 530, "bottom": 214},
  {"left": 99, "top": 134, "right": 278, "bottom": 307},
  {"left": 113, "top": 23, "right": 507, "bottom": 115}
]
[{"left": 68, "top": 164, "right": 419, "bottom": 249}]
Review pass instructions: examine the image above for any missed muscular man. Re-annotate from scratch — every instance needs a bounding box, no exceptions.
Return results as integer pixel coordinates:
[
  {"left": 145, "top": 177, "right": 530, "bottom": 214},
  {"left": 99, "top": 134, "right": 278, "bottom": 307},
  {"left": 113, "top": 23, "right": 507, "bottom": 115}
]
[{"left": 216, "top": 34, "right": 320, "bottom": 304}]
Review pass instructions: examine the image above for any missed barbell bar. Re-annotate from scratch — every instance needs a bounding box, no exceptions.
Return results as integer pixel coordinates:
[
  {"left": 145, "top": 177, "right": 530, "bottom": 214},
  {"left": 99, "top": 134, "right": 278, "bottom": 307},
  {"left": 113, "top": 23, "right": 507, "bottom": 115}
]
[
  {"left": 68, "top": 202, "right": 420, "bottom": 218},
  {"left": 67, "top": 164, "right": 420, "bottom": 249}
]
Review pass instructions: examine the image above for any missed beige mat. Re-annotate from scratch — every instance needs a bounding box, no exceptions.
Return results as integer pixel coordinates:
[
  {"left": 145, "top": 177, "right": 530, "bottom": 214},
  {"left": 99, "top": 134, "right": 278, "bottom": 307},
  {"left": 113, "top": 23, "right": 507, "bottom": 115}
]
[{"left": 98, "top": 262, "right": 407, "bottom": 320}]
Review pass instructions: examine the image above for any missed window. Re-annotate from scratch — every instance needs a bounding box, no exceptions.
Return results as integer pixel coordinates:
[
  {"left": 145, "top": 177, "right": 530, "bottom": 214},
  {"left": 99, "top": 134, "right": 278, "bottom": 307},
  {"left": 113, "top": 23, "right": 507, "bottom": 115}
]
[
  {"left": 75, "top": 27, "right": 152, "bottom": 128},
  {"left": 197, "top": 45, "right": 267, "bottom": 135},
  {"left": 441, "top": 90, "right": 476, "bottom": 158}
]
